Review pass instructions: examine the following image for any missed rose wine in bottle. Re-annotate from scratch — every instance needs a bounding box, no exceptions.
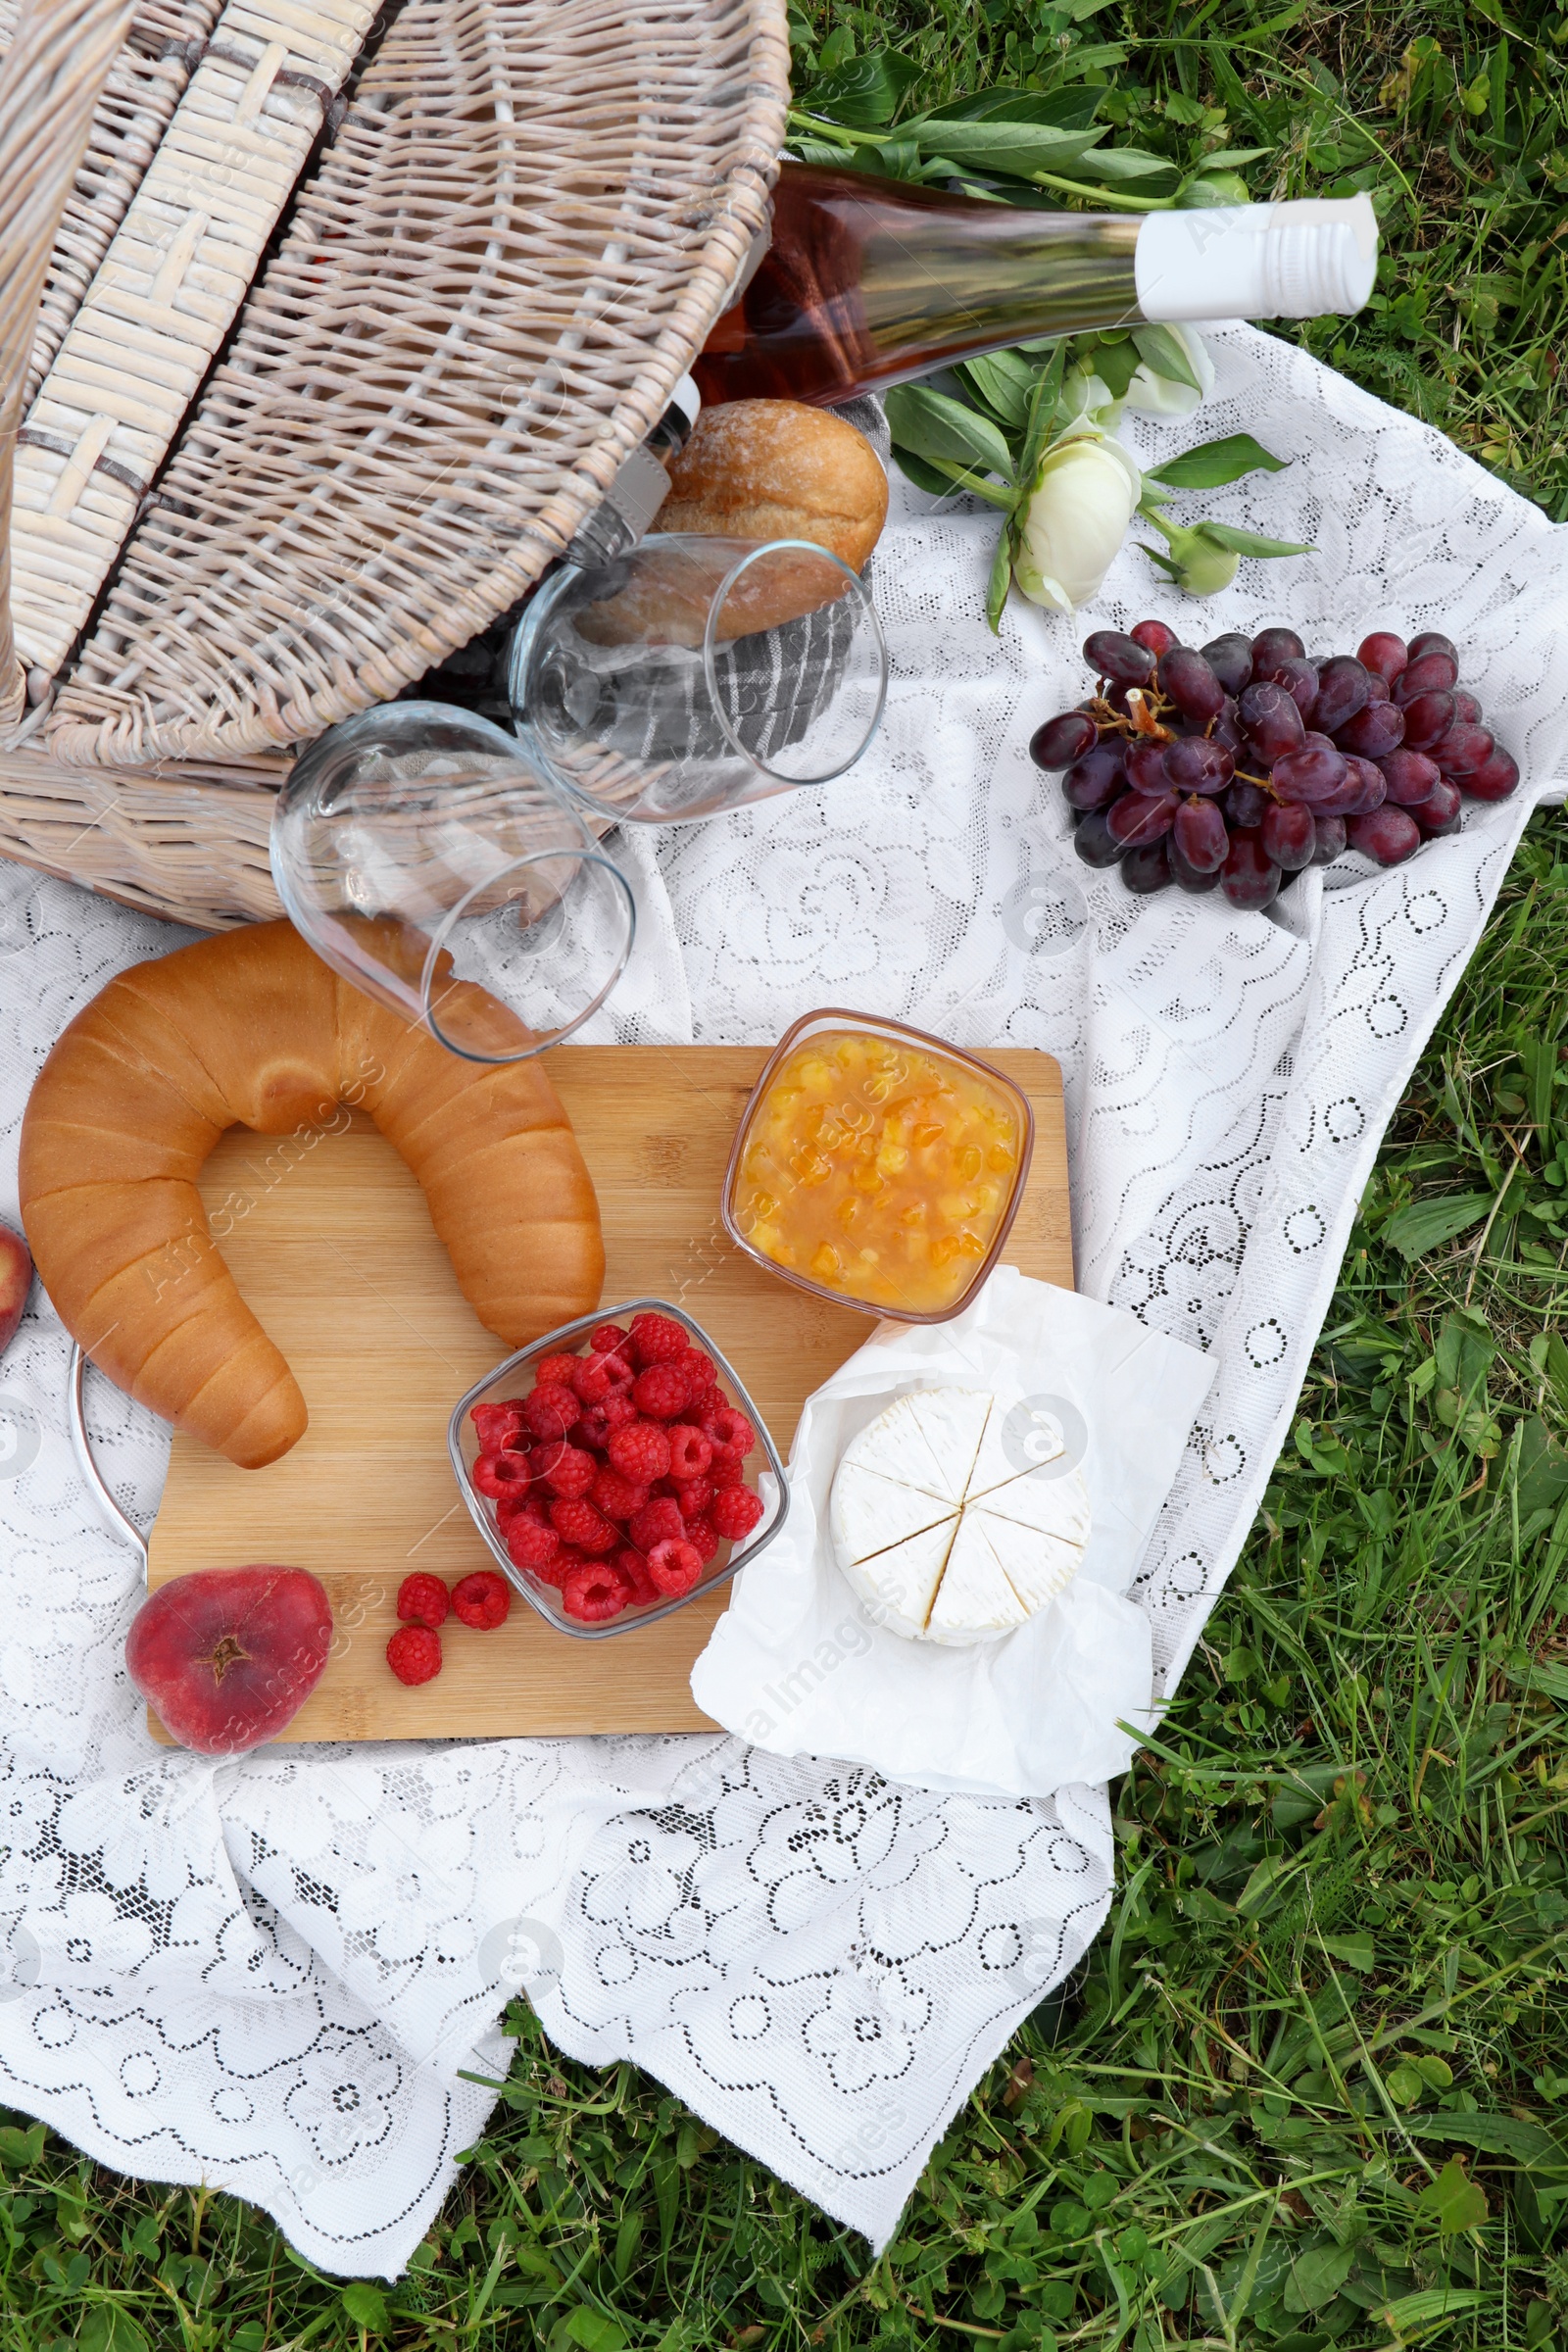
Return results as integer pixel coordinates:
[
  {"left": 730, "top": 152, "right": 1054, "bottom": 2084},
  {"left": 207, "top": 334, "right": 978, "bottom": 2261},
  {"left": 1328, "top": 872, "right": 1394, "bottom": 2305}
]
[{"left": 693, "top": 161, "right": 1378, "bottom": 408}]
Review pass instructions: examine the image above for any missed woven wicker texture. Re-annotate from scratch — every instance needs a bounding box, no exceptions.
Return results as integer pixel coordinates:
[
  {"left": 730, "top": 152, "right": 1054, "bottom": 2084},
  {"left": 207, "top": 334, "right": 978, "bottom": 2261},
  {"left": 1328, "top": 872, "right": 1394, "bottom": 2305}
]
[{"left": 40, "top": 0, "right": 786, "bottom": 767}]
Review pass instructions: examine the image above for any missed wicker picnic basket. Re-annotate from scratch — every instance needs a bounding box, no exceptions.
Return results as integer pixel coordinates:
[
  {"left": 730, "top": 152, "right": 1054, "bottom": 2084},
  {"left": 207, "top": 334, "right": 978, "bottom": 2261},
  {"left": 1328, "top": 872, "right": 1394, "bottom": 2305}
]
[{"left": 0, "top": 0, "right": 787, "bottom": 926}]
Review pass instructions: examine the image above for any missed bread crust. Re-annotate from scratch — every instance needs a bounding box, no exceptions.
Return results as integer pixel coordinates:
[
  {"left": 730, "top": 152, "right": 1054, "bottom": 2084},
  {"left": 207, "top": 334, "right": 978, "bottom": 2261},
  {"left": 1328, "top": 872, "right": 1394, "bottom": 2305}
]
[
  {"left": 661, "top": 400, "right": 888, "bottom": 572},
  {"left": 19, "top": 921, "right": 604, "bottom": 1467}
]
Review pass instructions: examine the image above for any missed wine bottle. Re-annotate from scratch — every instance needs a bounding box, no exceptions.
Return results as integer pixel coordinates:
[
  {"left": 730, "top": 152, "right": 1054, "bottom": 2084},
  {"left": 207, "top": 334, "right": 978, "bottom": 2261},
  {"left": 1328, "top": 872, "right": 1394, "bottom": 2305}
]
[{"left": 694, "top": 162, "right": 1378, "bottom": 408}]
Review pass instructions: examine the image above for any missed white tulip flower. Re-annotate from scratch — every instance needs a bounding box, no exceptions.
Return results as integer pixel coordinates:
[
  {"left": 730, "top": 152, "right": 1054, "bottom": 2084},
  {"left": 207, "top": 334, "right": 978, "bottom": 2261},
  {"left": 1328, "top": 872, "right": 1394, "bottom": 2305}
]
[
  {"left": 1120, "top": 323, "right": 1216, "bottom": 419},
  {"left": 1013, "top": 428, "right": 1142, "bottom": 613}
]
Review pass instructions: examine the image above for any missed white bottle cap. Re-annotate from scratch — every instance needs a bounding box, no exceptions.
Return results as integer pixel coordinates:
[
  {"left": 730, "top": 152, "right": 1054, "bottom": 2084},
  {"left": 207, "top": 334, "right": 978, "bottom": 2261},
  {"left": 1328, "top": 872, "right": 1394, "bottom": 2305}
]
[{"left": 1135, "top": 194, "right": 1378, "bottom": 323}]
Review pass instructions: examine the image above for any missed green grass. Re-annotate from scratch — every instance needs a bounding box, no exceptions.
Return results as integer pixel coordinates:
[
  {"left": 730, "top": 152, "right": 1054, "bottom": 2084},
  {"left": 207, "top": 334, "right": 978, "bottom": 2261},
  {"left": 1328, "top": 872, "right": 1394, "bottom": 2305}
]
[{"left": 7, "top": 6, "right": 1568, "bottom": 2347}]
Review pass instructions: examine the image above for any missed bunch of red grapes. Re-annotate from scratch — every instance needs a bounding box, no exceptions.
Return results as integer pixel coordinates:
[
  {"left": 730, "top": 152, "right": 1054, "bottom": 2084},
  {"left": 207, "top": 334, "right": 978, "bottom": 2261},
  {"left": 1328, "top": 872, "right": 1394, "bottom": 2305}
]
[{"left": 1029, "top": 621, "right": 1517, "bottom": 910}]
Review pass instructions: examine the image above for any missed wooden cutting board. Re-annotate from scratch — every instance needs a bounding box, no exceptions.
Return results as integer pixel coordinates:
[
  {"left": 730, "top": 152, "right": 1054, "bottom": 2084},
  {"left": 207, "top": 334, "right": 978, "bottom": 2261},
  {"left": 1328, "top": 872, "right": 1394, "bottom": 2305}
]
[{"left": 145, "top": 1046, "right": 1072, "bottom": 1740}]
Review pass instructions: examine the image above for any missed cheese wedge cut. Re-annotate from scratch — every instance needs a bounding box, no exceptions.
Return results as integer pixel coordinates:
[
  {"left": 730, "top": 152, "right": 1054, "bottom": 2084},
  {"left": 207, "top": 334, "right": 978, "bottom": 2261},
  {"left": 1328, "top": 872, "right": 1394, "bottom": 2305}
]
[
  {"left": 925, "top": 1514, "right": 1028, "bottom": 1645},
  {"left": 831, "top": 1462, "right": 955, "bottom": 1566},
  {"left": 829, "top": 1384, "right": 1093, "bottom": 1645},
  {"left": 840, "top": 1515, "right": 958, "bottom": 1642}
]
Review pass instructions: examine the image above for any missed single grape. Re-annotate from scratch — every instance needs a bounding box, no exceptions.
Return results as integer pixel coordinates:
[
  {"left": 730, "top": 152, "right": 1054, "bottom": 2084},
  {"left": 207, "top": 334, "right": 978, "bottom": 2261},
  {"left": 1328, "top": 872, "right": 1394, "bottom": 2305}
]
[
  {"left": 1125, "top": 741, "right": 1173, "bottom": 795},
  {"left": 1169, "top": 838, "right": 1221, "bottom": 893},
  {"left": 1334, "top": 699, "right": 1405, "bottom": 760},
  {"left": 1224, "top": 779, "right": 1270, "bottom": 830},
  {"left": 1364, "top": 669, "right": 1391, "bottom": 704},
  {"left": 1312, "top": 655, "right": 1371, "bottom": 735},
  {"left": 1107, "top": 788, "right": 1177, "bottom": 848},
  {"left": 1220, "top": 828, "right": 1282, "bottom": 910},
  {"left": 1308, "top": 813, "right": 1348, "bottom": 864},
  {"left": 1174, "top": 796, "right": 1230, "bottom": 873},
  {"left": 1399, "top": 689, "right": 1456, "bottom": 752},
  {"left": 1250, "top": 625, "right": 1306, "bottom": 677},
  {"left": 1212, "top": 699, "right": 1243, "bottom": 754},
  {"left": 1348, "top": 807, "right": 1420, "bottom": 865},
  {"left": 1165, "top": 736, "right": 1234, "bottom": 795},
  {"left": 1273, "top": 658, "right": 1319, "bottom": 721},
  {"left": 1072, "top": 808, "right": 1126, "bottom": 866},
  {"left": 1409, "top": 776, "right": 1462, "bottom": 836},
  {"left": 1084, "top": 629, "right": 1155, "bottom": 686},
  {"left": 1271, "top": 737, "right": 1348, "bottom": 805},
  {"left": 1062, "top": 748, "right": 1127, "bottom": 810},
  {"left": 1394, "top": 649, "right": 1459, "bottom": 705},
  {"left": 1239, "top": 679, "right": 1305, "bottom": 761},
  {"left": 1357, "top": 630, "right": 1408, "bottom": 686},
  {"left": 1339, "top": 756, "right": 1388, "bottom": 815},
  {"left": 1159, "top": 646, "right": 1225, "bottom": 725},
  {"left": 1378, "top": 748, "right": 1442, "bottom": 806},
  {"left": 1102, "top": 682, "right": 1133, "bottom": 717},
  {"left": 1451, "top": 690, "right": 1483, "bottom": 726},
  {"left": 1260, "top": 802, "right": 1315, "bottom": 870},
  {"left": 1407, "top": 630, "right": 1458, "bottom": 667},
  {"left": 1121, "top": 838, "right": 1174, "bottom": 894},
  {"left": 1029, "top": 710, "right": 1099, "bottom": 769},
  {"left": 1432, "top": 722, "right": 1494, "bottom": 778},
  {"left": 1130, "top": 618, "right": 1179, "bottom": 659},
  {"left": 1200, "top": 633, "right": 1254, "bottom": 697},
  {"left": 1462, "top": 746, "right": 1520, "bottom": 802}
]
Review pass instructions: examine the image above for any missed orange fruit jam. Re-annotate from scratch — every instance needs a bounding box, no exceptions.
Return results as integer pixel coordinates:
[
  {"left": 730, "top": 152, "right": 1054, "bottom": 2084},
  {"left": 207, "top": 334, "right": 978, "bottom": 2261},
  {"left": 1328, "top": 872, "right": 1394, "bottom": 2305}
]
[{"left": 732, "top": 1029, "right": 1023, "bottom": 1314}]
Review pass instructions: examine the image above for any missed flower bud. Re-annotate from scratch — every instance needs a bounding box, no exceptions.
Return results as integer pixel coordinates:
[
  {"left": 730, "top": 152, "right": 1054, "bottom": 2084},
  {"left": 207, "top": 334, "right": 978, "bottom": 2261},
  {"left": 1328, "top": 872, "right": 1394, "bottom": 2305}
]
[
  {"left": 1122, "top": 324, "right": 1216, "bottom": 420},
  {"left": 1013, "top": 429, "right": 1142, "bottom": 613}
]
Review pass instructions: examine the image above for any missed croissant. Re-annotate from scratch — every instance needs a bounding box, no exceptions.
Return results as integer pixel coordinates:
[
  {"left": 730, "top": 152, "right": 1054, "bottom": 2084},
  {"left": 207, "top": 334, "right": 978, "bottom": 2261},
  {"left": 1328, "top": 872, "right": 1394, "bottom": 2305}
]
[{"left": 19, "top": 920, "right": 604, "bottom": 1468}]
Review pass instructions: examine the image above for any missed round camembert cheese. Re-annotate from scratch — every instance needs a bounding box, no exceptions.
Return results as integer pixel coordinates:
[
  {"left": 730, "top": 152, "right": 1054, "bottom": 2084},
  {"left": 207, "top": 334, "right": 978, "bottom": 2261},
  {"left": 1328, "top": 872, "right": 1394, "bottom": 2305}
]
[{"left": 830, "top": 1388, "right": 1089, "bottom": 1645}]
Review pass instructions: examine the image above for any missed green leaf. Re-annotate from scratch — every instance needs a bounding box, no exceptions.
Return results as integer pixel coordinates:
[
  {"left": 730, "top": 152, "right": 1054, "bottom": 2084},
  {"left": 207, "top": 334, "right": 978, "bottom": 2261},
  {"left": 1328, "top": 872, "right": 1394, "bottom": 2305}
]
[
  {"left": 956, "top": 349, "right": 1040, "bottom": 432},
  {"left": 1416, "top": 2156, "right": 1489, "bottom": 2234},
  {"left": 76, "top": 2314, "right": 151, "bottom": 2352},
  {"left": 1130, "top": 324, "right": 1202, "bottom": 392},
  {"left": 553, "top": 2309, "right": 629, "bottom": 2352},
  {"left": 917, "top": 84, "right": 1102, "bottom": 130},
  {"left": 1319, "top": 1931, "right": 1375, "bottom": 1972},
  {"left": 1236, "top": 1851, "right": 1295, "bottom": 1918},
  {"left": 1191, "top": 520, "right": 1314, "bottom": 559},
  {"left": 1283, "top": 2238, "right": 1355, "bottom": 2312},
  {"left": 884, "top": 384, "right": 1015, "bottom": 482},
  {"left": 1142, "top": 436, "right": 1290, "bottom": 490},
  {"left": 1405, "top": 2113, "right": 1566, "bottom": 2168},
  {"left": 1198, "top": 146, "right": 1276, "bottom": 169},
  {"left": 0, "top": 2124, "right": 44, "bottom": 2170},
  {"left": 1076, "top": 146, "right": 1182, "bottom": 185},
  {"left": 1378, "top": 2289, "right": 1490, "bottom": 2329},
  {"left": 805, "top": 50, "right": 921, "bottom": 128},
  {"left": 986, "top": 521, "right": 1014, "bottom": 636},
  {"left": 1516, "top": 1416, "right": 1568, "bottom": 1520},
  {"left": 1381, "top": 1191, "right": 1494, "bottom": 1258},
  {"left": 913, "top": 121, "right": 1110, "bottom": 177},
  {"left": 892, "top": 447, "right": 964, "bottom": 500},
  {"left": 1018, "top": 345, "right": 1067, "bottom": 484},
  {"left": 341, "top": 2281, "right": 390, "bottom": 2331},
  {"left": 1090, "top": 338, "right": 1142, "bottom": 399}
]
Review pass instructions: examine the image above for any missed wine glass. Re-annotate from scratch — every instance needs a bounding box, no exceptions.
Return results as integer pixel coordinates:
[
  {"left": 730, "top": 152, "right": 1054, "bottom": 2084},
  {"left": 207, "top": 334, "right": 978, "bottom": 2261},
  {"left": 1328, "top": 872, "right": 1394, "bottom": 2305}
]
[
  {"left": 270, "top": 703, "right": 636, "bottom": 1063},
  {"left": 507, "top": 533, "right": 888, "bottom": 822}
]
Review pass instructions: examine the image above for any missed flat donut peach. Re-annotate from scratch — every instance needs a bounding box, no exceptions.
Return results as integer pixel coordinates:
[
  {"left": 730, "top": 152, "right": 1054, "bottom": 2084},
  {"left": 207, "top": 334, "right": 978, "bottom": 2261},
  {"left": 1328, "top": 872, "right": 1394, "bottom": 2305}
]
[{"left": 19, "top": 920, "right": 603, "bottom": 1467}]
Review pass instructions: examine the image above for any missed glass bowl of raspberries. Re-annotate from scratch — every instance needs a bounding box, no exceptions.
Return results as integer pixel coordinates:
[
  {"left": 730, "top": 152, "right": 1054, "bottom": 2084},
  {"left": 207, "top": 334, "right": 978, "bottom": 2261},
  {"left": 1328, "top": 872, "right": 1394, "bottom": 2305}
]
[{"left": 448, "top": 1300, "right": 789, "bottom": 1638}]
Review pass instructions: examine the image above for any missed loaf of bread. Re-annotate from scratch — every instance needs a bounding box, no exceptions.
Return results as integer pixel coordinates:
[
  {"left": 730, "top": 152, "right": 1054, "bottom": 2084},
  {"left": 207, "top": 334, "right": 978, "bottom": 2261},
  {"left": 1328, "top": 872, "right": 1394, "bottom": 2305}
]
[
  {"left": 662, "top": 400, "right": 888, "bottom": 573},
  {"left": 20, "top": 921, "right": 604, "bottom": 1468}
]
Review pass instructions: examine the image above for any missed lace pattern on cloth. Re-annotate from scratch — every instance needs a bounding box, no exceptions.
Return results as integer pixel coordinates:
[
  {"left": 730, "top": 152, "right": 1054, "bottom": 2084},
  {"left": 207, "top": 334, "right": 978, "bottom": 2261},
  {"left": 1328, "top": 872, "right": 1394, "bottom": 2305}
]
[{"left": 0, "top": 325, "right": 1564, "bottom": 2273}]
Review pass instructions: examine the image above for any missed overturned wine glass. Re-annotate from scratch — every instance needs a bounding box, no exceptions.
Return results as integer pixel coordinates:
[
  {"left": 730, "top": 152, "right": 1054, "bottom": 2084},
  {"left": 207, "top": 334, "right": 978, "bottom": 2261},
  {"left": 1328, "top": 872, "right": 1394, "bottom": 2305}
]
[
  {"left": 270, "top": 704, "right": 636, "bottom": 1063},
  {"left": 508, "top": 533, "right": 888, "bottom": 822}
]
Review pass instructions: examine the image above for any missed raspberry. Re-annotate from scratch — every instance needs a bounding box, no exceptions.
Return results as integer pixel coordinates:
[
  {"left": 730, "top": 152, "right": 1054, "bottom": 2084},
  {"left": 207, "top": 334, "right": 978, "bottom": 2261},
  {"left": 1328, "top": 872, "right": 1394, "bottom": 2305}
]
[
  {"left": 647, "top": 1539, "right": 704, "bottom": 1597},
  {"left": 470, "top": 1400, "right": 523, "bottom": 1451},
  {"left": 666, "top": 1425, "right": 712, "bottom": 1481},
  {"left": 684, "top": 1515, "right": 719, "bottom": 1565},
  {"left": 672, "top": 1475, "right": 713, "bottom": 1519},
  {"left": 705, "top": 1405, "right": 756, "bottom": 1458},
  {"left": 591, "top": 1466, "right": 650, "bottom": 1522},
  {"left": 710, "top": 1451, "right": 743, "bottom": 1489},
  {"left": 496, "top": 1494, "right": 532, "bottom": 1533},
  {"left": 471, "top": 1448, "right": 532, "bottom": 1499},
  {"left": 523, "top": 1388, "right": 574, "bottom": 1442},
  {"left": 550, "top": 1497, "right": 617, "bottom": 1553},
  {"left": 628, "top": 1496, "right": 685, "bottom": 1554},
  {"left": 710, "top": 1485, "right": 764, "bottom": 1543},
  {"left": 452, "top": 1570, "right": 512, "bottom": 1630},
  {"left": 397, "top": 1572, "right": 450, "bottom": 1629},
  {"left": 632, "top": 1365, "right": 689, "bottom": 1420},
  {"left": 677, "top": 1383, "right": 724, "bottom": 1427},
  {"left": 506, "top": 1516, "right": 561, "bottom": 1573},
  {"left": 608, "top": 1420, "right": 670, "bottom": 1483},
  {"left": 534, "top": 1353, "right": 582, "bottom": 1390},
  {"left": 387, "top": 1625, "right": 441, "bottom": 1685},
  {"left": 602, "top": 1390, "right": 638, "bottom": 1430},
  {"left": 571, "top": 1352, "right": 617, "bottom": 1404},
  {"left": 541, "top": 1444, "right": 596, "bottom": 1499},
  {"left": 561, "top": 1560, "right": 630, "bottom": 1623},
  {"left": 591, "top": 1322, "right": 631, "bottom": 1356},
  {"left": 573, "top": 1406, "right": 612, "bottom": 1453},
  {"left": 615, "top": 1545, "right": 659, "bottom": 1605},
  {"left": 630, "top": 1311, "right": 687, "bottom": 1366},
  {"left": 677, "top": 1348, "right": 716, "bottom": 1392},
  {"left": 543, "top": 1544, "right": 587, "bottom": 1588}
]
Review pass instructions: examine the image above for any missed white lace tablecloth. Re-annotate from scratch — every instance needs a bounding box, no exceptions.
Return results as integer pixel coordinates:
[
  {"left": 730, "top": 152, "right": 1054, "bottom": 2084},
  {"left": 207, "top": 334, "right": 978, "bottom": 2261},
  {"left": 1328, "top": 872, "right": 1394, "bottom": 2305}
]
[{"left": 0, "top": 325, "right": 1565, "bottom": 2275}]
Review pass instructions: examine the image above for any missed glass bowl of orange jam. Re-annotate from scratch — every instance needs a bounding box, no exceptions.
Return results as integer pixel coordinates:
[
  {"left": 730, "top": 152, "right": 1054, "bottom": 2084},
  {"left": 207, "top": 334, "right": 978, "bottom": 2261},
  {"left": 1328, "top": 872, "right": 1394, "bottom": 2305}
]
[{"left": 722, "top": 1010, "right": 1034, "bottom": 1322}]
